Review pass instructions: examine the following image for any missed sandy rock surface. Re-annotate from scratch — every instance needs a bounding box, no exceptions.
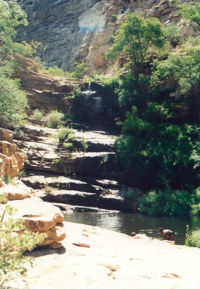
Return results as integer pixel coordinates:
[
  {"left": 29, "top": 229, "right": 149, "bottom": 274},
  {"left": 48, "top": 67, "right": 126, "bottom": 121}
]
[
  {"left": 7, "top": 198, "right": 66, "bottom": 248},
  {"left": 15, "top": 221, "right": 200, "bottom": 289}
]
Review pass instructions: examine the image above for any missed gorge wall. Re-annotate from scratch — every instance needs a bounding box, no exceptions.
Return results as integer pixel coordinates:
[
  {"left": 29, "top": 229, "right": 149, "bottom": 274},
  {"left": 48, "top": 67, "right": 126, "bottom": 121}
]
[{"left": 16, "top": 0, "right": 174, "bottom": 74}]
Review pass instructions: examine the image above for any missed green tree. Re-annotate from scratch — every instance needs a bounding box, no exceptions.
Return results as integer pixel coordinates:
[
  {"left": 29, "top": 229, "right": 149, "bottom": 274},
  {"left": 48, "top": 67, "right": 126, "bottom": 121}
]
[
  {"left": 152, "top": 48, "right": 200, "bottom": 95},
  {"left": 116, "top": 104, "right": 200, "bottom": 190},
  {"left": 107, "top": 13, "right": 166, "bottom": 74},
  {"left": 0, "top": 0, "right": 28, "bottom": 128},
  {"left": 179, "top": 0, "right": 200, "bottom": 27},
  {"left": 0, "top": 0, "right": 27, "bottom": 73}
]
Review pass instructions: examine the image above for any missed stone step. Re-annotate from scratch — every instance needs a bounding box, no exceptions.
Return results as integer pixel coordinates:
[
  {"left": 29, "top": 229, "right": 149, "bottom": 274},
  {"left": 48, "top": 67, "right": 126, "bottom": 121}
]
[
  {"left": 72, "top": 139, "right": 114, "bottom": 152},
  {"left": 62, "top": 152, "right": 118, "bottom": 178},
  {"left": 21, "top": 175, "right": 98, "bottom": 193},
  {"left": 41, "top": 188, "right": 126, "bottom": 211},
  {"left": 42, "top": 190, "right": 98, "bottom": 206}
]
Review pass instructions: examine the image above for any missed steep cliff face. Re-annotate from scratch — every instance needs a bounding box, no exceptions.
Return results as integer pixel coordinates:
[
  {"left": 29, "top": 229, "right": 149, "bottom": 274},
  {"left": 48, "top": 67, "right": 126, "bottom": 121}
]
[{"left": 16, "top": 0, "right": 165, "bottom": 73}]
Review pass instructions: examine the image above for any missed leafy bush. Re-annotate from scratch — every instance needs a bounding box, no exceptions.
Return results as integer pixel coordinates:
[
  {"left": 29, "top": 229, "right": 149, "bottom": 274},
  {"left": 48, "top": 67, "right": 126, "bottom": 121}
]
[
  {"left": 32, "top": 109, "right": 43, "bottom": 121},
  {"left": 57, "top": 127, "right": 73, "bottom": 141},
  {"left": 179, "top": 1, "right": 200, "bottom": 28},
  {"left": 0, "top": 0, "right": 28, "bottom": 129},
  {"left": 116, "top": 104, "right": 200, "bottom": 190},
  {"left": 63, "top": 142, "right": 73, "bottom": 152},
  {"left": 165, "top": 22, "right": 182, "bottom": 46},
  {"left": 41, "top": 65, "right": 74, "bottom": 79},
  {"left": 0, "top": 77, "right": 27, "bottom": 128},
  {"left": 73, "top": 63, "right": 87, "bottom": 79},
  {"left": 152, "top": 48, "right": 200, "bottom": 94},
  {"left": 46, "top": 110, "right": 64, "bottom": 128},
  {"left": 0, "top": 205, "right": 46, "bottom": 287},
  {"left": 107, "top": 12, "right": 166, "bottom": 74},
  {"left": 185, "top": 228, "right": 200, "bottom": 248},
  {"left": 139, "top": 189, "right": 193, "bottom": 216}
]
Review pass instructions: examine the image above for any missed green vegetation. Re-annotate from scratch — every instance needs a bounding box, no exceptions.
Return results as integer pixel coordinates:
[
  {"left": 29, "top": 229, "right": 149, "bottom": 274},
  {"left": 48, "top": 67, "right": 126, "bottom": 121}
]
[
  {"left": 116, "top": 104, "right": 200, "bottom": 190},
  {"left": 32, "top": 109, "right": 43, "bottom": 121},
  {"left": 41, "top": 65, "right": 74, "bottom": 79},
  {"left": 46, "top": 110, "right": 64, "bottom": 128},
  {"left": 105, "top": 10, "right": 200, "bottom": 216},
  {"left": 152, "top": 48, "right": 200, "bottom": 94},
  {"left": 57, "top": 127, "right": 74, "bottom": 141},
  {"left": 0, "top": 205, "right": 46, "bottom": 288},
  {"left": 41, "top": 62, "right": 87, "bottom": 79},
  {"left": 139, "top": 189, "right": 194, "bottom": 216},
  {"left": 107, "top": 13, "right": 166, "bottom": 74},
  {"left": 0, "top": 0, "right": 28, "bottom": 128},
  {"left": 179, "top": 1, "right": 200, "bottom": 27},
  {"left": 73, "top": 63, "right": 87, "bottom": 79},
  {"left": 185, "top": 227, "right": 200, "bottom": 248}
]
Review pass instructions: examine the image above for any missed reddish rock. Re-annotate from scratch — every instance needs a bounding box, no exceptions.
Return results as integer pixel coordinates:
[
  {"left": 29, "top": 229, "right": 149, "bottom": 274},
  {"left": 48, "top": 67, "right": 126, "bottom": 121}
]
[{"left": 0, "top": 128, "right": 27, "bottom": 179}]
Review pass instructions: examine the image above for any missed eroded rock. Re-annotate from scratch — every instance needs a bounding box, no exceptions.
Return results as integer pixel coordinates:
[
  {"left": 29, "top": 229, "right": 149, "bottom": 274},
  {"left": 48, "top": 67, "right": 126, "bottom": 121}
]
[
  {"left": 8, "top": 198, "right": 66, "bottom": 248},
  {"left": 0, "top": 128, "right": 27, "bottom": 179}
]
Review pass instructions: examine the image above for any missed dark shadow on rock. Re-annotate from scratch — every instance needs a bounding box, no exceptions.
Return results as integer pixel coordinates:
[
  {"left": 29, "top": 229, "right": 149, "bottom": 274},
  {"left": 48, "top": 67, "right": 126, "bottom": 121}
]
[{"left": 27, "top": 246, "right": 66, "bottom": 257}]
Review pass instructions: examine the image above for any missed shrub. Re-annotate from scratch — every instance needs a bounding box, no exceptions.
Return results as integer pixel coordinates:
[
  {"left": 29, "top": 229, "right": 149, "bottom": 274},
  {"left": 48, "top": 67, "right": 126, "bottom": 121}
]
[
  {"left": 165, "top": 22, "right": 182, "bottom": 46},
  {"left": 185, "top": 228, "right": 200, "bottom": 248},
  {"left": 46, "top": 110, "right": 64, "bottom": 128},
  {"left": 63, "top": 142, "right": 73, "bottom": 152},
  {"left": 57, "top": 127, "right": 73, "bottom": 141},
  {"left": 41, "top": 65, "right": 74, "bottom": 79},
  {"left": 116, "top": 104, "right": 200, "bottom": 190},
  {"left": 0, "top": 205, "right": 46, "bottom": 287},
  {"left": 107, "top": 12, "right": 166, "bottom": 74},
  {"left": 73, "top": 63, "right": 87, "bottom": 79},
  {"left": 139, "top": 189, "right": 193, "bottom": 216},
  {"left": 32, "top": 109, "right": 43, "bottom": 121},
  {"left": 0, "top": 77, "right": 27, "bottom": 128},
  {"left": 151, "top": 48, "right": 200, "bottom": 94}
]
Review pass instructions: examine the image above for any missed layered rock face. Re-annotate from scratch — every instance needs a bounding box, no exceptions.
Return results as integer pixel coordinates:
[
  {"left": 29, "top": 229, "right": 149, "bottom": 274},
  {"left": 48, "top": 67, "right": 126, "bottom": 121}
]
[
  {"left": 14, "top": 55, "right": 77, "bottom": 113},
  {"left": 16, "top": 0, "right": 163, "bottom": 73},
  {"left": 0, "top": 128, "right": 27, "bottom": 179}
]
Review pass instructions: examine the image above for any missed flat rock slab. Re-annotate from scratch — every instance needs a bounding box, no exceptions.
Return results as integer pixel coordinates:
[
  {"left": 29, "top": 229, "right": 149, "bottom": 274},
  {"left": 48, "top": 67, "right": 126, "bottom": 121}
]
[{"left": 14, "top": 222, "right": 200, "bottom": 289}]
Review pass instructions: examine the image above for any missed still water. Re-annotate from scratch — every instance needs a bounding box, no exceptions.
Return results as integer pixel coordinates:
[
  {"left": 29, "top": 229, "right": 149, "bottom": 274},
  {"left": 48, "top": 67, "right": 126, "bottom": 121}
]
[{"left": 65, "top": 212, "right": 200, "bottom": 245}]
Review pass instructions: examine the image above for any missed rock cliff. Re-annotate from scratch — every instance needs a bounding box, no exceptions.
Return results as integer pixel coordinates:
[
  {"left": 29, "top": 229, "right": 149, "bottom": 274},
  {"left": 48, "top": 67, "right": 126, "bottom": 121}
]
[{"left": 16, "top": 0, "right": 172, "bottom": 73}]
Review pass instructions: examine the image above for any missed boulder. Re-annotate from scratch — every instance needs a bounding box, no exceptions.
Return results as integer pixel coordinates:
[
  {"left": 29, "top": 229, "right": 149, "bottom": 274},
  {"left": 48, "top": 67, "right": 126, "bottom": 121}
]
[
  {"left": 8, "top": 198, "right": 66, "bottom": 248},
  {"left": 0, "top": 128, "right": 27, "bottom": 179},
  {"left": 0, "top": 180, "right": 35, "bottom": 201}
]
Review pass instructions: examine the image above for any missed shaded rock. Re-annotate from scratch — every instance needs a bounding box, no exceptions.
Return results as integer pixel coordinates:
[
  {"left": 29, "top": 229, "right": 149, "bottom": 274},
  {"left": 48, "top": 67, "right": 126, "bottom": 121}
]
[
  {"left": 43, "top": 190, "right": 98, "bottom": 207},
  {"left": 98, "top": 193, "right": 125, "bottom": 211}
]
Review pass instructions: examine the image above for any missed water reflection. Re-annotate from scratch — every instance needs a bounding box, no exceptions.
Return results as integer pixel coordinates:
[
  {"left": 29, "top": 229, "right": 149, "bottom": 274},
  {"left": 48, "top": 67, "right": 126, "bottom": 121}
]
[{"left": 65, "top": 212, "right": 200, "bottom": 245}]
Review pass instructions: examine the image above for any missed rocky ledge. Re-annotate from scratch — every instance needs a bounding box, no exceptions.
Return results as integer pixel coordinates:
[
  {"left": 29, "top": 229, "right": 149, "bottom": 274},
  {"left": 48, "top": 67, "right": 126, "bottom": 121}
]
[{"left": 10, "top": 222, "right": 200, "bottom": 289}]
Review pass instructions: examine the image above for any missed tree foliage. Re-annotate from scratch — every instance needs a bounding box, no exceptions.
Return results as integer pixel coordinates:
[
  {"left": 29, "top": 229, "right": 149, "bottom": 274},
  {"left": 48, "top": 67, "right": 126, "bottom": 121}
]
[
  {"left": 179, "top": 0, "right": 200, "bottom": 27},
  {"left": 0, "top": 0, "right": 28, "bottom": 128},
  {"left": 107, "top": 13, "right": 166, "bottom": 73},
  {"left": 116, "top": 104, "right": 200, "bottom": 190},
  {"left": 152, "top": 48, "right": 200, "bottom": 94}
]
